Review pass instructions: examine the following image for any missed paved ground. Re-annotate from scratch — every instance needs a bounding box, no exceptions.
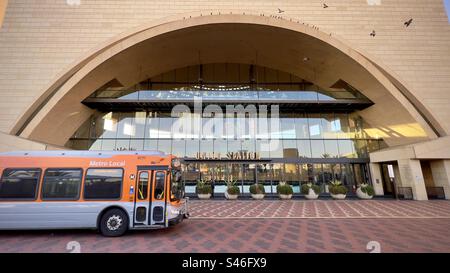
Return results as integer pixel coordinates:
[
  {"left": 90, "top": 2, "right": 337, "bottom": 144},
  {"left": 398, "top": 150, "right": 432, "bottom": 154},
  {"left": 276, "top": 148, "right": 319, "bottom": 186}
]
[
  {"left": 0, "top": 200, "right": 449, "bottom": 253},
  {"left": 189, "top": 200, "right": 450, "bottom": 218}
]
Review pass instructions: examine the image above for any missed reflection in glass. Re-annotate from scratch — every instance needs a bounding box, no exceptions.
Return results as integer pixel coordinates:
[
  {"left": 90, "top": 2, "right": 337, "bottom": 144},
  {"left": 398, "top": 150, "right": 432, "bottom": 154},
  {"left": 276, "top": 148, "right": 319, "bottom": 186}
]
[
  {"left": 341, "top": 164, "right": 355, "bottom": 190},
  {"left": 185, "top": 140, "right": 200, "bottom": 158},
  {"left": 157, "top": 139, "right": 171, "bottom": 154},
  {"left": 144, "top": 139, "right": 158, "bottom": 151},
  {"left": 256, "top": 140, "right": 271, "bottom": 158},
  {"left": 117, "top": 113, "right": 135, "bottom": 138},
  {"left": 311, "top": 140, "right": 325, "bottom": 158},
  {"left": 338, "top": 140, "right": 355, "bottom": 158},
  {"left": 285, "top": 164, "right": 300, "bottom": 193},
  {"left": 324, "top": 140, "right": 339, "bottom": 158},
  {"left": 308, "top": 114, "right": 323, "bottom": 139},
  {"left": 242, "top": 164, "right": 255, "bottom": 194},
  {"left": 146, "top": 117, "right": 159, "bottom": 139},
  {"left": 282, "top": 140, "right": 298, "bottom": 158},
  {"left": 257, "top": 164, "right": 272, "bottom": 194},
  {"left": 213, "top": 139, "right": 228, "bottom": 158},
  {"left": 280, "top": 118, "right": 296, "bottom": 139},
  {"left": 172, "top": 140, "right": 186, "bottom": 158}
]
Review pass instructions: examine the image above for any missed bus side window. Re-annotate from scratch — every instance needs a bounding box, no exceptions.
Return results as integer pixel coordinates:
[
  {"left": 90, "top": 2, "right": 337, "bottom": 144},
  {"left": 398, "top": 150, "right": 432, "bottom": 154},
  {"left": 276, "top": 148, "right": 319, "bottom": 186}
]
[
  {"left": 0, "top": 168, "right": 41, "bottom": 200},
  {"left": 41, "top": 168, "right": 82, "bottom": 200},
  {"left": 137, "top": 171, "right": 149, "bottom": 200},
  {"left": 154, "top": 172, "right": 165, "bottom": 200},
  {"left": 84, "top": 168, "right": 123, "bottom": 200}
]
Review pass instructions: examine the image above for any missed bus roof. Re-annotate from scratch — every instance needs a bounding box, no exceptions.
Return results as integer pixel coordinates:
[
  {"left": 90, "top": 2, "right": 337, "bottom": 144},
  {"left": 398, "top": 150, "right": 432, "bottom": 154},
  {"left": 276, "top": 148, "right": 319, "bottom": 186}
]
[{"left": 0, "top": 150, "right": 168, "bottom": 158}]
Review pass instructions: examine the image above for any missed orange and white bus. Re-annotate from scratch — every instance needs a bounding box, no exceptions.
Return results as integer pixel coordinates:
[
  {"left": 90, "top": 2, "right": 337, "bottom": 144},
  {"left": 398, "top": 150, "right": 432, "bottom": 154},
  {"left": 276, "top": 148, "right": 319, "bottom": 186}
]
[{"left": 0, "top": 151, "right": 188, "bottom": 236}]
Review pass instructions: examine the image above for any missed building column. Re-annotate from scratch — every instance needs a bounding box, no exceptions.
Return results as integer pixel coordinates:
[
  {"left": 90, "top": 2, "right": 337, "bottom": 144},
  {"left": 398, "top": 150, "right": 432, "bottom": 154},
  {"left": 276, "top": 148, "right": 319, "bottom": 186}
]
[
  {"left": 430, "top": 160, "right": 450, "bottom": 200},
  {"left": 397, "top": 159, "right": 428, "bottom": 200},
  {"left": 369, "top": 163, "right": 384, "bottom": 195}
]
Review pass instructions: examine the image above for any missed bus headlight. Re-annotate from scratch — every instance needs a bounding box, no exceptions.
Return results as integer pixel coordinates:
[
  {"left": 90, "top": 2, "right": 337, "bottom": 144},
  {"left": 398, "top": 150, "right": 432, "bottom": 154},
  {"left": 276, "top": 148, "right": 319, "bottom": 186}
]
[{"left": 170, "top": 209, "right": 180, "bottom": 215}]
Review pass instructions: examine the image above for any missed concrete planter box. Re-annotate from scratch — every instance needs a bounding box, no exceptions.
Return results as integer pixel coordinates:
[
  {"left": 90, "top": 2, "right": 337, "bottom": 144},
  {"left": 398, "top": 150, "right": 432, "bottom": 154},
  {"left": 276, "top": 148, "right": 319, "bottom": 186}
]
[
  {"left": 197, "top": 193, "right": 211, "bottom": 200},
  {"left": 330, "top": 193, "right": 347, "bottom": 200},
  {"left": 279, "top": 194, "right": 292, "bottom": 200},
  {"left": 305, "top": 189, "right": 319, "bottom": 200},
  {"left": 225, "top": 191, "right": 239, "bottom": 200},
  {"left": 251, "top": 194, "right": 265, "bottom": 200},
  {"left": 356, "top": 188, "right": 373, "bottom": 199}
]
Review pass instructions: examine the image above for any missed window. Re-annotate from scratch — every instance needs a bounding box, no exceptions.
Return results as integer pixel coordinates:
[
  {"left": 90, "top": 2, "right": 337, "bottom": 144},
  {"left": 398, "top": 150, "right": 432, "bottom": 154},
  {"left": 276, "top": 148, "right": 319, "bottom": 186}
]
[
  {"left": 0, "top": 169, "right": 41, "bottom": 200},
  {"left": 154, "top": 172, "right": 165, "bottom": 200},
  {"left": 137, "top": 172, "right": 149, "bottom": 200},
  {"left": 41, "top": 169, "right": 82, "bottom": 200},
  {"left": 171, "top": 170, "right": 183, "bottom": 201},
  {"left": 84, "top": 168, "right": 123, "bottom": 200},
  {"left": 311, "top": 139, "right": 325, "bottom": 158},
  {"left": 280, "top": 118, "right": 296, "bottom": 139}
]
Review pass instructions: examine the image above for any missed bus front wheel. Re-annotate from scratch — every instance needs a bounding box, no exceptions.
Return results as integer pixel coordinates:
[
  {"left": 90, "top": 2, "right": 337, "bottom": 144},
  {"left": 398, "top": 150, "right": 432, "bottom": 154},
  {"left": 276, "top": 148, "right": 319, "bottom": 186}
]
[{"left": 99, "top": 208, "right": 129, "bottom": 237}]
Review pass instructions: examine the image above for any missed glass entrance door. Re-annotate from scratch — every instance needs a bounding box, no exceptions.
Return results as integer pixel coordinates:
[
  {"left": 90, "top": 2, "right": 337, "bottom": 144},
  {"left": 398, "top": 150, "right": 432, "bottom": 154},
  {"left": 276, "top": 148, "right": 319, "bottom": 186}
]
[
  {"left": 242, "top": 163, "right": 256, "bottom": 195},
  {"left": 257, "top": 163, "right": 272, "bottom": 194},
  {"left": 212, "top": 163, "right": 227, "bottom": 197},
  {"left": 228, "top": 163, "right": 243, "bottom": 194}
]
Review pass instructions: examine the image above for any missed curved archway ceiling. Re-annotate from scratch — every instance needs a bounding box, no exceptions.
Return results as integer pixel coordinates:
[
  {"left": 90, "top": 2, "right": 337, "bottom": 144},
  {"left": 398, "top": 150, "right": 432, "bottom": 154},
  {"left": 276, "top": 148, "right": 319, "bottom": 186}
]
[{"left": 25, "top": 23, "right": 430, "bottom": 147}]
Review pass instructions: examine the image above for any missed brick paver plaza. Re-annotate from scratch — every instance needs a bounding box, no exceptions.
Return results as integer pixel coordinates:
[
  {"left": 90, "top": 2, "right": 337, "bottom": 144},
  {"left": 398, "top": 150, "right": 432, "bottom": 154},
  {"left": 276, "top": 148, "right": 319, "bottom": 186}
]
[{"left": 0, "top": 200, "right": 449, "bottom": 253}]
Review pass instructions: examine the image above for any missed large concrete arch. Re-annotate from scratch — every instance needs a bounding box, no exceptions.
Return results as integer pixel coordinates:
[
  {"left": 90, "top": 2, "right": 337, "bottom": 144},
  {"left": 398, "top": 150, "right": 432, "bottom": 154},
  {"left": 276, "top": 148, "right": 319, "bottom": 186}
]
[{"left": 9, "top": 12, "right": 445, "bottom": 147}]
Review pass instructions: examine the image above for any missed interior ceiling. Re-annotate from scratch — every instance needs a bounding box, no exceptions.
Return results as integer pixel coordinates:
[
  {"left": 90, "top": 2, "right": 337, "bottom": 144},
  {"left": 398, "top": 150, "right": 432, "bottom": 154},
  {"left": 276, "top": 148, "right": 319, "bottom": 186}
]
[{"left": 25, "top": 23, "right": 430, "bottom": 147}]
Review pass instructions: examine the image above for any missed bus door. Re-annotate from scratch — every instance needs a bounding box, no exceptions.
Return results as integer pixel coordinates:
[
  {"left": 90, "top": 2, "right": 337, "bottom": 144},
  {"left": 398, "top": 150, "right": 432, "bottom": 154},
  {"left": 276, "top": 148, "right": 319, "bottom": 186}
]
[
  {"left": 134, "top": 170, "right": 152, "bottom": 226},
  {"left": 150, "top": 170, "right": 167, "bottom": 226}
]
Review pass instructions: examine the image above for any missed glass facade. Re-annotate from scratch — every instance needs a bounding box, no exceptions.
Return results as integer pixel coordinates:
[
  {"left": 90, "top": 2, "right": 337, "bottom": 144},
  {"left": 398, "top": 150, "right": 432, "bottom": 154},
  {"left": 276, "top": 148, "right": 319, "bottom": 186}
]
[
  {"left": 68, "top": 63, "right": 385, "bottom": 197},
  {"left": 68, "top": 111, "right": 384, "bottom": 158},
  {"left": 182, "top": 162, "right": 371, "bottom": 196}
]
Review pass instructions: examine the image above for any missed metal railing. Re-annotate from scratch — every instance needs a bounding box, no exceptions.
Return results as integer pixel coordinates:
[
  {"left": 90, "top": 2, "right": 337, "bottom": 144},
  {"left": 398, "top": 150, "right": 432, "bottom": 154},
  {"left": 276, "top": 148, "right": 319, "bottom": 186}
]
[
  {"left": 396, "top": 187, "right": 414, "bottom": 200},
  {"left": 426, "top": 187, "right": 446, "bottom": 200}
]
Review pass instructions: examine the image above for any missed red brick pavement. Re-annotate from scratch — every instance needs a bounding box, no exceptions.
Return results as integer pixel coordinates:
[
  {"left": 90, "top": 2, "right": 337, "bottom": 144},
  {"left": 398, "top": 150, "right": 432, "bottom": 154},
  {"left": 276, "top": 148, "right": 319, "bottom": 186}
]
[
  {"left": 0, "top": 218, "right": 449, "bottom": 253},
  {"left": 0, "top": 200, "right": 449, "bottom": 253},
  {"left": 189, "top": 200, "right": 450, "bottom": 218}
]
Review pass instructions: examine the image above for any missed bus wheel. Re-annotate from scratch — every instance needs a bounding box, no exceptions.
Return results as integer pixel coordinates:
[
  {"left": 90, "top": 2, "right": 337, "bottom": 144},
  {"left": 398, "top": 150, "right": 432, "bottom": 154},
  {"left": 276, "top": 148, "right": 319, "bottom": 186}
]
[{"left": 100, "top": 209, "right": 128, "bottom": 237}]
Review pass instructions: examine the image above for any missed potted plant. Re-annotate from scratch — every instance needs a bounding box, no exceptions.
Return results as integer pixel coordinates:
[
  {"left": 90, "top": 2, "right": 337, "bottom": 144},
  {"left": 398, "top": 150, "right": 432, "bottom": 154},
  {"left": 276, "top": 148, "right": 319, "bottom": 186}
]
[
  {"left": 356, "top": 183, "right": 375, "bottom": 199},
  {"left": 276, "top": 182, "right": 293, "bottom": 200},
  {"left": 225, "top": 180, "right": 240, "bottom": 200},
  {"left": 301, "top": 183, "right": 321, "bottom": 200},
  {"left": 196, "top": 179, "right": 212, "bottom": 199},
  {"left": 328, "top": 180, "right": 347, "bottom": 200},
  {"left": 249, "top": 183, "right": 265, "bottom": 200}
]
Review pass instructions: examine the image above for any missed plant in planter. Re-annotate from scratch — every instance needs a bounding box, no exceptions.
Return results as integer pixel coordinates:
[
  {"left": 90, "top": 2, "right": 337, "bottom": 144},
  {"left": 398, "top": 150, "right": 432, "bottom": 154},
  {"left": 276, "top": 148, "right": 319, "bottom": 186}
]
[
  {"left": 328, "top": 180, "right": 348, "bottom": 200},
  {"left": 249, "top": 183, "right": 265, "bottom": 200},
  {"left": 276, "top": 182, "right": 293, "bottom": 200},
  {"left": 356, "top": 183, "right": 375, "bottom": 199},
  {"left": 301, "top": 183, "right": 321, "bottom": 200},
  {"left": 196, "top": 179, "right": 212, "bottom": 199},
  {"left": 225, "top": 179, "right": 240, "bottom": 200}
]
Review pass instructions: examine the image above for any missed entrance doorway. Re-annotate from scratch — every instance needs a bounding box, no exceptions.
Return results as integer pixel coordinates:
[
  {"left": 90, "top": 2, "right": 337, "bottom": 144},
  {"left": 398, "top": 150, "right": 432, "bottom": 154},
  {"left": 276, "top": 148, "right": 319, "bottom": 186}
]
[
  {"left": 183, "top": 161, "right": 374, "bottom": 198},
  {"left": 380, "top": 163, "right": 396, "bottom": 197}
]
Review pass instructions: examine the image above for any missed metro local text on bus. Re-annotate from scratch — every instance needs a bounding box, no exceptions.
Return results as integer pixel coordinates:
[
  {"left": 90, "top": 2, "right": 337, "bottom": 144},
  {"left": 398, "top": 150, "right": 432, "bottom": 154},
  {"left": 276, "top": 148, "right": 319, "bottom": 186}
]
[{"left": 89, "top": 160, "right": 126, "bottom": 167}]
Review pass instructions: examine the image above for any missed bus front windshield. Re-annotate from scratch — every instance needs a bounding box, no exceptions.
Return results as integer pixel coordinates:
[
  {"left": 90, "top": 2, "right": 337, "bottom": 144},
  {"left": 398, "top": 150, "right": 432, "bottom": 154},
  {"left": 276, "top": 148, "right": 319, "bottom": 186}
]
[{"left": 170, "top": 169, "right": 184, "bottom": 201}]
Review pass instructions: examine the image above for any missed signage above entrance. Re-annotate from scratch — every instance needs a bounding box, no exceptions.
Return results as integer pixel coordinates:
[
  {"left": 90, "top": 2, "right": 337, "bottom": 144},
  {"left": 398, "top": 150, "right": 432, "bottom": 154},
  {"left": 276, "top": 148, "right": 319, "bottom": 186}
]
[{"left": 195, "top": 152, "right": 260, "bottom": 160}]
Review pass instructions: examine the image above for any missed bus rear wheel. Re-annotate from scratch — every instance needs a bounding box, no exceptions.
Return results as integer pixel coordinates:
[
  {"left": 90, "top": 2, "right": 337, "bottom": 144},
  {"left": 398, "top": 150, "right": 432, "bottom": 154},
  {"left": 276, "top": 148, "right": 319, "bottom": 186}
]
[{"left": 100, "top": 208, "right": 128, "bottom": 237}]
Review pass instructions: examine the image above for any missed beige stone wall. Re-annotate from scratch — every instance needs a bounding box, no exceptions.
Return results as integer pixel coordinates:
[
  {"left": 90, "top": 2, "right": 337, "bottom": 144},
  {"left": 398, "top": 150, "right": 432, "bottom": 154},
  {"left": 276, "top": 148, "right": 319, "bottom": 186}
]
[
  {"left": 0, "top": 0, "right": 6, "bottom": 28},
  {"left": 0, "top": 132, "right": 64, "bottom": 152},
  {"left": 0, "top": 0, "right": 449, "bottom": 142}
]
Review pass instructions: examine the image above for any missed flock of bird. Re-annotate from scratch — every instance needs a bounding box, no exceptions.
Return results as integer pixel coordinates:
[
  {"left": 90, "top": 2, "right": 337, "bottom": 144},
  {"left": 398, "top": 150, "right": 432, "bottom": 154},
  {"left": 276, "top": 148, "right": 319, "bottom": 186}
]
[
  {"left": 183, "top": 3, "right": 415, "bottom": 38},
  {"left": 276, "top": 3, "right": 413, "bottom": 37}
]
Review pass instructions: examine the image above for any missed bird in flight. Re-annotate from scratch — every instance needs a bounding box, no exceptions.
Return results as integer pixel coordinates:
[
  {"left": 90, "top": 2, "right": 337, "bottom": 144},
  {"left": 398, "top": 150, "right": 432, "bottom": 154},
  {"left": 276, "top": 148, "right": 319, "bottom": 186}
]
[
  {"left": 370, "top": 30, "right": 376, "bottom": 37},
  {"left": 278, "top": 8, "right": 285, "bottom": 13},
  {"left": 323, "top": 3, "right": 329, "bottom": 8},
  {"left": 404, "top": 18, "right": 413, "bottom": 27}
]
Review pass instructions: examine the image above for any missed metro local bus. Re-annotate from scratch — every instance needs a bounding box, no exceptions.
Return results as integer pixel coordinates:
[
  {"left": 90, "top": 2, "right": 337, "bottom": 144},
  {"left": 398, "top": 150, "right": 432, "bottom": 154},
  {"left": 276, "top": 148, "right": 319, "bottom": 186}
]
[{"left": 0, "top": 151, "right": 188, "bottom": 237}]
